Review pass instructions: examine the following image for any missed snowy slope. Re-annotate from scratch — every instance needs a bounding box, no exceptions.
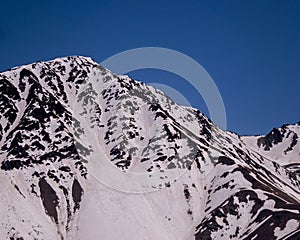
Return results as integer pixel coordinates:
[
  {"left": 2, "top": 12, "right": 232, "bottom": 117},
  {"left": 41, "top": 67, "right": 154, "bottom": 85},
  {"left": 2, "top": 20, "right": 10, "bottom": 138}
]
[{"left": 0, "top": 56, "right": 299, "bottom": 240}]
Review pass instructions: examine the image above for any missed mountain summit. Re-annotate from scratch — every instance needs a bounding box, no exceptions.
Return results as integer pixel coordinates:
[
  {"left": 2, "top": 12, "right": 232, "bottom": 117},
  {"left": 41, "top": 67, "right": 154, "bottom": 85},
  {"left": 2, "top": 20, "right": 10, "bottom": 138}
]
[{"left": 0, "top": 56, "right": 299, "bottom": 240}]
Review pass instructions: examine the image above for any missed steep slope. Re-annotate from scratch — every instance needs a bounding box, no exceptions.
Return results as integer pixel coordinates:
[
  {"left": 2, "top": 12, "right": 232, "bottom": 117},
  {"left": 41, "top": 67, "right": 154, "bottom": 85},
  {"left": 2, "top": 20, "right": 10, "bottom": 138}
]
[{"left": 0, "top": 56, "right": 299, "bottom": 240}]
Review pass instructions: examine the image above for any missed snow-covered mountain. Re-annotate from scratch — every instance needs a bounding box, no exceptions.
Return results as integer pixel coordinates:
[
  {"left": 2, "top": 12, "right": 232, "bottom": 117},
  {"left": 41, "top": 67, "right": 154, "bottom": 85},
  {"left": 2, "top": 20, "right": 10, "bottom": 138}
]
[
  {"left": 0, "top": 56, "right": 299, "bottom": 240},
  {"left": 242, "top": 124, "right": 300, "bottom": 164}
]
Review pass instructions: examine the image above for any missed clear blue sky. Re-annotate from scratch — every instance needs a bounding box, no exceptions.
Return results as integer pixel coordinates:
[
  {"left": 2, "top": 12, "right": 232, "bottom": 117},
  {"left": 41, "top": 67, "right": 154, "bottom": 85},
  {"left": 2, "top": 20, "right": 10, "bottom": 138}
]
[{"left": 0, "top": 0, "right": 299, "bottom": 135}]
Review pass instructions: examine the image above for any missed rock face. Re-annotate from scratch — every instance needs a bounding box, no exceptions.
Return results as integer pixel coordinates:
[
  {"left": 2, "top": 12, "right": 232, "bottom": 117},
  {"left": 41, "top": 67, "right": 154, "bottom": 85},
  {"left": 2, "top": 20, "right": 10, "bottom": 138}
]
[{"left": 0, "top": 56, "right": 299, "bottom": 240}]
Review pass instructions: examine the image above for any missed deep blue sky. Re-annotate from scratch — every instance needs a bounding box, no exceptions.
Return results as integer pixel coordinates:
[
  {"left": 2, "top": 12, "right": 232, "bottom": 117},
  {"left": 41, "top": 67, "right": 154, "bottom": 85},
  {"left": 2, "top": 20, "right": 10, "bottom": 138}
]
[{"left": 0, "top": 0, "right": 299, "bottom": 135}]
